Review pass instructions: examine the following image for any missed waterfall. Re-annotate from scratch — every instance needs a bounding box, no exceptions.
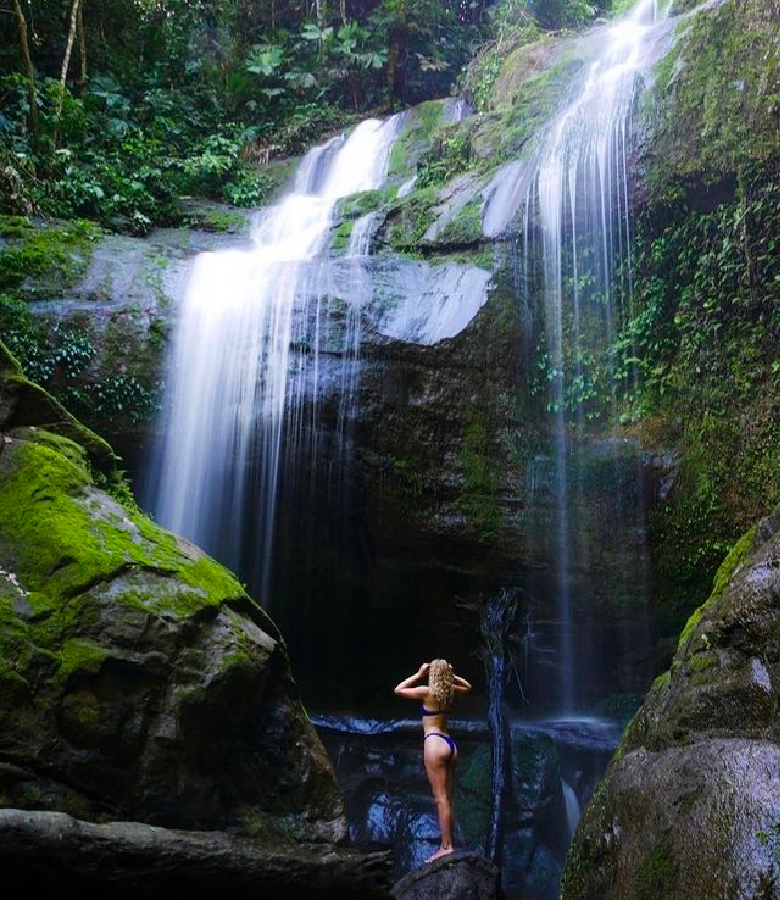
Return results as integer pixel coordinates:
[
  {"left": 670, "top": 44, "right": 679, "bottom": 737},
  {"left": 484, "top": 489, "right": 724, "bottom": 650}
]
[
  {"left": 561, "top": 779, "right": 581, "bottom": 838},
  {"left": 485, "top": 0, "right": 678, "bottom": 710},
  {"left": 148, "top": 115, "right": 404, "bottom": 603}
]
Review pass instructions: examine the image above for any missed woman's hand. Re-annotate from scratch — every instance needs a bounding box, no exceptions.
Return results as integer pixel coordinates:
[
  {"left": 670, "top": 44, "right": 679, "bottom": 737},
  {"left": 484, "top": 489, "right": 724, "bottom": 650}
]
[
  {"left": 394, "top": 662, "right": 431, "bottom": 698},
  {"left": 453, "top": 673, "right": 472, "bottom": 693}
]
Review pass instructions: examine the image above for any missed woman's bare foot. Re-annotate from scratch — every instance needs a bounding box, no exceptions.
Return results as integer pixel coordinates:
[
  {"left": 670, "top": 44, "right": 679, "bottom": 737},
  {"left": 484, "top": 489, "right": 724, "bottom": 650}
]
[{"left": 426, "top": 846, "right": 455, "bottom": 863}]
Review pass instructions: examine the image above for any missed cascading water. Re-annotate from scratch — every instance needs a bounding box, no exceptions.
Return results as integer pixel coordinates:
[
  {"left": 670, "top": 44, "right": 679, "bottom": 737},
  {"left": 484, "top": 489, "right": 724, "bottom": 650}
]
[
  {"left": 148, "top": 115, "right": 404, "bottom": 603},
  {"left": 561, "top": 778, "right": 581, "bottom": 839},
  {"left": 485, "top": 0, "right": 679, "bottom": 711}
]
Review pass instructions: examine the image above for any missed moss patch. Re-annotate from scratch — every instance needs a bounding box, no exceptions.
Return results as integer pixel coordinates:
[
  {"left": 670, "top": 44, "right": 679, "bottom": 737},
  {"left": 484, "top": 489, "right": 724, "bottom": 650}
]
[
  {"left": 0, "top": 216, "right": 102, "bottom": 299},
  {"left": 634, "top": 841, "right": 678, "bottom": 900},
  {"left": 386, "top": 187, "right": 439, "bottom": 250},
  {"left": 389, "top": 99, "right": 448, "bottom": 179},
  {"left": 58, "top": 638, "right": 108, "bottom": 683},
  {"left": 458, "top": 418, "right": 502, "bottom": 544},
  {"left": 180, "top": 208, "right": 249, "bottom": 233},
  {"left": 676, "top": 524, "right": 757, "bottom": 653},
  {"left": 438, "top": 195, "right": 485, "bottom": 245},
  {"left": 0, "top": 436, "right": 246, "bottom": 609}
]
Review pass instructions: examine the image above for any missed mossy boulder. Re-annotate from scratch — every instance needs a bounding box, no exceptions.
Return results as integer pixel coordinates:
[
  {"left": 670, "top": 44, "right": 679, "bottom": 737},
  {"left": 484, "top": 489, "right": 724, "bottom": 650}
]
[
  {"left": 561, "top": 508, "right": 780, "bottom": 899},
  {"left": 0, "top": 341, "right": 345, "bottom": 841}
]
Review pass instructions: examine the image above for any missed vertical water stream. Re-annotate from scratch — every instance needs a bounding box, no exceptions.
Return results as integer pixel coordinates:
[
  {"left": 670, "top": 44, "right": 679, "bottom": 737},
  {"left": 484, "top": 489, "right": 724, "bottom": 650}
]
[
  {"left": 485, "top": 0, "right": 677, "bottom": 710},
  {"left": 148, "top": 115, "right": 403, "bottom": 603}
]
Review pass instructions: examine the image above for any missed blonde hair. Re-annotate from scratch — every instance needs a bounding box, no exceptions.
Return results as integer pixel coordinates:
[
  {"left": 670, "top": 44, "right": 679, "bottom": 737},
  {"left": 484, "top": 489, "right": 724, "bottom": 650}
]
[{"left": 428, "top": 659, "right": 454, "bottom": 711}]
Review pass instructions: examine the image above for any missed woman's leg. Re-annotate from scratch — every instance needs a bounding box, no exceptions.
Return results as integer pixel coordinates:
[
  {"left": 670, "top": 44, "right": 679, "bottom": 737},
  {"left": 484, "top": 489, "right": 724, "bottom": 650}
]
[
  {"left": 424, "top": 741, "right": 455, "bottom": 860},
  {"left": 446, "top": 750, "right": 457, "bottom": 834}
]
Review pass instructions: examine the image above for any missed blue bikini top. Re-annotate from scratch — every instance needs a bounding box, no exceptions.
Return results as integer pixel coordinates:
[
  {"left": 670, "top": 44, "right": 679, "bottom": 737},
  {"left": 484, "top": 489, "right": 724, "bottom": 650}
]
[{"left": 421, "top": 706, "right": 446, "bottom": 716}]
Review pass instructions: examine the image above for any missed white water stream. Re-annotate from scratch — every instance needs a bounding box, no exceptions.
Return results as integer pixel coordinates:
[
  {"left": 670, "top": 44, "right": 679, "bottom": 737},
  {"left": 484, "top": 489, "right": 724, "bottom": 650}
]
[
  {"left": 151, "top": 115, "right": 404, "bottom": 600},
  {"left": 484, "top": 0, "right": 677, "bottom": 709}
]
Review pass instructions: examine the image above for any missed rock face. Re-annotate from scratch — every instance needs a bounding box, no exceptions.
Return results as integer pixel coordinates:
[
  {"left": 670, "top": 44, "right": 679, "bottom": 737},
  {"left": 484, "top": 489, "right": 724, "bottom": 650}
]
[
  {"left": 561, "top": 508, "right": 780, "bottom": 899},
  {"left": 0, "top": 809, "right": 392, "bottom": 899},
  {"left": 0, "top": 341, "right": 345, "bottom": 841},
  {"left": 391, "top": 851, "right": 502, "bottom": 900},
  {"left": 6, "top": 83, "right": 666, "bottom": 717}
]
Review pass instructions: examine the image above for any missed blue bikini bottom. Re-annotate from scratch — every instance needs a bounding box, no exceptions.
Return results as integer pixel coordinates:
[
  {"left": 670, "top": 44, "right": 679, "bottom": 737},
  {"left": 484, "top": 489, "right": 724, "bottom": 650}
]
[{"left": 424, "top": 732, "right": 457, "bottom": 756}]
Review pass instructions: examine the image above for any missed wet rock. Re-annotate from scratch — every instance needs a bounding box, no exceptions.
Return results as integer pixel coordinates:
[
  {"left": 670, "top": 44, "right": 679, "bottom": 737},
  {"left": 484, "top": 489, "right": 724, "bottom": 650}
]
[
  {"left": 456, "top": 733, "right": 566, "bottom": 855},
  {"left": 0, "top": 809, "right": 392, "bottom": 899},
  {"left": 394, "top": 806, "right": 444, "bottom": 873},
  {"left": 353, "top": 788, "right": 404, "bottom": 845},
  {"left": 391, "top": 851, "right": 502, "bottom": 900},
  {"left": 503, "top": 831, "right": 561, "bottom": 900},
  {"left": 0, "top": 342, "right": 345, "bottom": 842},
  {"left": 562, "top": 508, "right": 780, "bottom": 899}
]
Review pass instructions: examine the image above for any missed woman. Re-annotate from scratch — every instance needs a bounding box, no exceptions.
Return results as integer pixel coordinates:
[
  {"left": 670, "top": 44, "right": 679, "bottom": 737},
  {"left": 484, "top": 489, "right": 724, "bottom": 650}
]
[{"left": 394, "top": 659, "right": 472, "bottom": 862}]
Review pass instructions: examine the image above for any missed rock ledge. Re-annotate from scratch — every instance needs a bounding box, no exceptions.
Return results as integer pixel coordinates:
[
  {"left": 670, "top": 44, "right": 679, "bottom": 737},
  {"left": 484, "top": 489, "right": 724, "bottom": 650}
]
[
  {"left": 0, "top": 808, "right": 393, "bottom": 899},
  {"left": 391, "top": 851, "right": 503, "bottom": 900}
]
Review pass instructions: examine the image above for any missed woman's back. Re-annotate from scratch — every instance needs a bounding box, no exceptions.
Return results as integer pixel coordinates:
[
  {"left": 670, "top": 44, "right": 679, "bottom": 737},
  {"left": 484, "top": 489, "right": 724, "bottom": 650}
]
[{"left": 420, "top": 697, "right": 450, "bottom": 733}]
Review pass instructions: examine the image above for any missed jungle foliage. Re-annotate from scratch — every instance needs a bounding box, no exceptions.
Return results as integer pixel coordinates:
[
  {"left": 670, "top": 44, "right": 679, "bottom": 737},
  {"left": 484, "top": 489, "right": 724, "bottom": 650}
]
[
  {"left": 620, "top": 0, "right": 780, "bottom": 632},
  {"left": 1, "top": 0, "right": 611, "bottom": 231}
]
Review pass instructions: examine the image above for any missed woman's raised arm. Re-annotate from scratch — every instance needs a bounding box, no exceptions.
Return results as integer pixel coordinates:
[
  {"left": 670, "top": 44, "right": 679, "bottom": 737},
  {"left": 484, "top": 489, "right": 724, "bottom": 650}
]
[
  {"left": 453, "top": 673, "right": 472, "bottom": 693},
  {"left": 394, "top": 662, "right": 430, "bottom": 699}
]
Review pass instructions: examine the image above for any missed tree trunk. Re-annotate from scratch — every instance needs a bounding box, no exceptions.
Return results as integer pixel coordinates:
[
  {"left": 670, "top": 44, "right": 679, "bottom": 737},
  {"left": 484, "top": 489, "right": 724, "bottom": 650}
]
[
  {"left": 340, "top": 0, "right": 347, "bottom": 25},
  {"left": 386, "top": 0, "right": 407, "bottom": 106},
  {"left": 478, "top": 588, "right": 520, "bottom": 870},
  {"left": 315, "top": 0, "right": 327, "bottom": 58},
  {"left": 11, "top": 0, "right": 39, "bottom": 144},
  {"left": 484, "top": 646, "right": 510, "bottom": 867},
  {"left": 77, "top": 0, "right": 88, "bottom": 90},
  {"left": 57, "top": 0, "right": 82, "bottom": 122}
]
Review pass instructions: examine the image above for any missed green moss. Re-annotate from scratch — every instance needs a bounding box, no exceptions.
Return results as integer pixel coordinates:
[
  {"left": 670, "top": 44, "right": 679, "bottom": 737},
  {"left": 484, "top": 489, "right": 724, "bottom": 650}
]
[
  {"left": 331, "top": 220, "right": 354, "bottom": 252},
  {"left": 676, "top": 524, "right": 757, "bottom": 653},
  {"left": 677, "top": 605, "right": 704, "bottom": 652},
  {"left": 0, "top": 438, "right": 245, "bottom": 611},
  {"left": 416, "top": 125, "right": 474, "bottom": 189},
  {"left": 58, "top": 638, "right": 108, "bottom": 682},
  {"left": 389, "top": 99, "right": 447, "bottom": 178},
  {"left": 688, "top": 650, "right": 718, "bottom": 685},
  {"left": 458, "top": 418, "right": 502, "bottom": 543},
  {"left": 0, "top": 406, "right": 283, "bottom": 699},
  {"left": 338, "top": 187, "right": 396, "bottom": 220},
  {"left": 710, "top": 524, "right": 757, "bottom": 600},
  {"left": 438, "top": 195, "right": 485, "bottom": 245},
  {"left": 491, "top": 56, "right": 582, "bottom": 166},
  {"left": 0, "top": 217, "right": 101, "bottom": 299},
  {"left": 17, "top": 429, "right": 88, "bottom": 469},
  {"left": 611, "top": 706, "right": 647, "bottom": 763},
  {"left": 181, "top": 209, "right": 248, "bottom": 233},
  {"left": 608, "top": 0, "right": 646, "bottom": 17},
  {"left": 650, "top": 670, "right": 671, "bottom": 693},
  {"left": 634, "top": 841, "right": 678, "bottom": 900},
  {"left": 430, "top": 247, "right": 495, "bottom": 270},
  {"left": 386, "top": 186, "right": 439, "bottom": 250},
  {"left": 646, "top": 0, "right": 780, "bottom": 190}
]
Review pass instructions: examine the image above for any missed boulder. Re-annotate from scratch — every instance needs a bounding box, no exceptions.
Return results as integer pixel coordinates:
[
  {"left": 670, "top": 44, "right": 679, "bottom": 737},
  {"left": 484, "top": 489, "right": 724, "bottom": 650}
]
[
  {"left": 561, "top": 508, "right": 780, "bottom": 899},
  {"left": 391, "top": 851, "right": 503, "bottom": 900},
  {"left": 0, "top": 340, "right": 345, "bottom": 842}
]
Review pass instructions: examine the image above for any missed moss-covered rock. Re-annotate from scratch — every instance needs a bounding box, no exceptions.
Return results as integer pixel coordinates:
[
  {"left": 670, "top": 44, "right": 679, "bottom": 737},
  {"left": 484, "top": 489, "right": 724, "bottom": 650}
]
[
  {"left": 0, "top": 216, "right": 102, "bottom": 299},
  {"left": 0, "top": 340, "right": 344, "bottom": 841},
  {"left": 626, "top": 0, "right": 780, "bottom": 648},
  {"left": 561, "top": 508, "right": 780, "bottom": 899}
]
